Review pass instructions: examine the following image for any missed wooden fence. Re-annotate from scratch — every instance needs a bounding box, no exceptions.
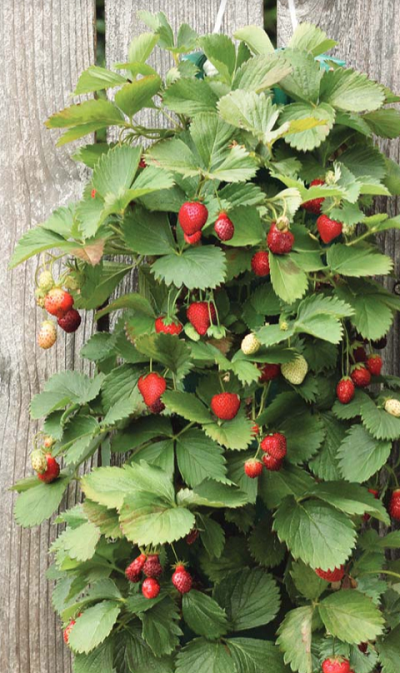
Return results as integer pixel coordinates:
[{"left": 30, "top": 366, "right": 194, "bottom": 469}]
[{"left": 0, "top": 1, "right": 398, "bottom": 670}]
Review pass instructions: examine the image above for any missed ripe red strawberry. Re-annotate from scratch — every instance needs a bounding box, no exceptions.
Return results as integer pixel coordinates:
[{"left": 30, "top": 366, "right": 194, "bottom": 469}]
[
  {"left": 262, "top": 453, "right": 283, "bottom": 471},
  {"left": 187, "top": 302, "right": 216, "bottom": 336},
  {"left": 389, "top": 489, "right": 400, "bottom": 520},
  {"left": 125, "top": 553, "right": 146, "bottom": 582},
  {"left": 259, "top": 363, "right": 281, "bottom": 382},
  {"left": 352, "top": 345, "right": 367, "bottom": 363},
  {"left": 358, "top": 642, "right": 368, "bottom": 653},
  {"left": 261, "top": 433, "right": 287, "bottom": 460},
  {"left": 267, "top": 222, "right": 294, "bottom": 255},
  {"left": 336, "top": 378, "right": 355, "bottom": 404},
  {"left": 172, "top": 565, "right": 192, "bottom": 594},
  {"left": 214, "top": 213, "right": 234, "bottom": 241},
  {"left": 316, "top": 214, "right": 343, "bottom": 244},
  {"left": 138, "top": 372, "right": 167, "bottom": 407},
  {"left": 63, "top": 614, "right": 81, "bottom": 644},
  {"left": 184, "top": 230, "right": 202, "bottom": 245},
  {"left": 301, "top": 178, "right": 325, "bottom": 214},
  {"left": 315, "top": 566, "right": 345, "bottom": 582},
  {"left": 149, "top": 398, "right": 166, "bottom": 414},
  {"left": 322, "top": 658, "right": 350, "bottom": 673},
  {"left": 44, "top": 288, "right": 74, "bottom": 318},
  {"left": 366, "top": 354, "right": 383, "bottom": 376},
  {"left": 251, "top": 251, "right": 270, "bottom": 276},
  {"left": 37, "top": 453, "right": 60, "bottom": 483},
  {"left": 91, "top": 188, "right": 97, "bottom": 198},
  {"left": 38, "top": 320, "right": 57, "bottom": 349},
  {"left": 251, "top": 423, "right": 260, "bottom": 437},
  {"left": 186, "top": 528, "right": 199, "bottom": 545},
  {"left": 58, "top": 308, "right": 81, "bottom": 333},
  {"left": 351, "top": 366, "right": 371, "bottom": 388},
  {"left": 244, "top": 458, "right": 263, "bottom": 478},
  {"left": 363, "top": 488, "right": 379, "bottom": 522},
  {"left": 143, "top": 554, "right": 163, "bottom": 578},
  {"left": 211, "top": 392, "right": 240, "bottom": 420},
  {"left": 178, "top": 202, "right": 208, "bottom": 235},
  {"left": 139, "top": 158, "right": 147, "bottom": 168},
  {"left": 372, "top": 335, "right": 387, "bottom": 349},
  {"left": 155, "top": 317, "right": 183, "bottom": 335},
  {"left": 142, "top": 577, "right": 160, "bottom": 599}
]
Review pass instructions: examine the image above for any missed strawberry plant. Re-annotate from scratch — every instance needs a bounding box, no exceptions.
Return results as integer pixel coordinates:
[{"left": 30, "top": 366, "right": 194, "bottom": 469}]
[{"left": 9, "top": 14, "right": 400, "bottom": 673}]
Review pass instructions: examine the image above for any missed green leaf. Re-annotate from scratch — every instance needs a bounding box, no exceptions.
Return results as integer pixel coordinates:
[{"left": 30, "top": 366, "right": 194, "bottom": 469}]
[
  {"left": 309, "top": 413, "right": 344, "bottom": 481},
  {"left": 178, "top": 479, "right": 248, "bottom": 509},
  {"left": 295, "top": 294, "right": 354, "bottom": 343},
  {"left": 248, "top": 515, "right": 286, "bottom": 568},
  {"left": 327, "top": 243, "right": 393, "bottom": 277},
  {"left": 136, "top": 333, "right": 192, "bottom": 380},
  {"left": 162, "top": 391, "right": 211, "bottom": 424},
  {"left": 14, "top": 476, "right": 70, "bottom": 528},
  {"left": 83, "top": 500, "right": 122, "bottom": 539},
  {"left": 218, "top": 90, "right": 280, "bottom": 142},
  {"left": 291, "top": 560, "right": 327, "bottom": 600},
  {"left": 274, "top": 497, "right": 356, "bottom": 570},
  {"left": 198, "top": 514, "right": 225, "bottom": 559},
  {"left": 277, "top": 606, "right": 315, "bottom": 673},
  {"left": 213, "top": 568, "right": 280, "bottom": 631},
  {"left": 309, "top": 481, "right": 389, "bottom": 524},
  {"left": 338, "top": 425, "right": 392, "bottom": 483},
  {"left": 335, "top": 281, "right": 394, "bottom": 340},
  {"left": 269, "top": 252, "right": 309, "bottom": 304},
  {"left": 46, "top": 99, "right": 124, "bottom": 143},
  {"left": 279, "top": 50, "right": 322, "bottom": 103},
  {"left": 229, "top": 638, "right": 290, "bottom": 673},
  {"left": 233, "top": 53, "right": 292, "bottom": 92},
  {"left": 339, "top": 144, "right": 386, "bottom": 182},
  {"left": 277, "top": 411, "right": 325, "bottom": 464},
  {"left": 74, "top": 65, "right": 127, "bottom": 94},
  {"left": 68, "top": 601, "right": 121, "bottom": 654},
  {"left": 318, "top": 590, "right": 385, "bottom": 644},
  {"left": 152, "top": 245, "right": 226, "bottom": 291},
  {"left": 321, "top": 68, "right": 385, "bottom": 112},
  {"left": 176, "top": 429, "right": 227, "bottom": 487},
  {"left": 280, "top": 102, "right": 335, "bottom": 151},
  {"left": 377, "top": 625, "right": 400, "bottom": 673},
  {"left": 208, "top": 144, "right": 258, "bottom": 183},
  {"left": 288, "top": 23, "right": 337, "bottom": 57},
  {"left": 364, "top": 108, "right": 400, "bottom": 138},
  {"left": 139, "top": 597, "right": 182, "bottom": 656},
  {"left": 234, "top": 25, "right": 275, "bottom": 55},
  {"left": 115, "top": 75, "right": 161, "bottom": 117},
  {"left": 146, "top": 137, "right": 199, "bottom": 177},
  {"left": 259, "top": 463, "right": 316, "bottom": 509},
  {"left": 176, "top": 638, "right": 234, "bottom": 673},
  {"left": 61, "top": 521, "right": 101, "bottom": 561},
  {"left": 9, "top": 226, "right": 73, "bottom": 268},
  {"left": 189, "top": 112, "right": 234, "bottom": 170},
  {"left": 360, "top": 394, "right": 400, "bottom": 441},
  {"left": 203, "top": 410, "right": 253, "bottom": 451},
  {"left": 120, "top": 492, "right": 194, "bottom": 546},
  {"left": 128, "top": 32, "right": 160, "bottom": 62},
  {"left": 163, "top": 78, "right": 218, "bottom": 115},
  {"left": 116, "top": 628, "right": 174, "bottom": 673},
  {"left": 199, "top": 34, "right": 236, "bottom": 83},
  {"left": 73, "top": 641, "right": 115, "bottom": 673},
  {"left": 182, "top": 590, "right": 228, "bottom": 639},
  {"left": 92, "top": 145, "right": 141, "bottom": 197}
]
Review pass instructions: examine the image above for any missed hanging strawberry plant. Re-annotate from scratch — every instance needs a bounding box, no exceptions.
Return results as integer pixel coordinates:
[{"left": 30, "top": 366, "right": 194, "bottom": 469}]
[{"left": 10, "top": 14, "right": 400, "bottom": 673}]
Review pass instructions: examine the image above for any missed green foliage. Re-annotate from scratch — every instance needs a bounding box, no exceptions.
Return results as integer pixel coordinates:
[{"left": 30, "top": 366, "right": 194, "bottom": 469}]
[{"left": 10, "top": 14, "right": 400, "bottom": 672}]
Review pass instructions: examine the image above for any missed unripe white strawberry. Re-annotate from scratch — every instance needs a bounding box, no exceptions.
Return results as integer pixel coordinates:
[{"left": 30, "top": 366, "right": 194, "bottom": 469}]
[
  {"left": 38, "top": 270, "right": 54, "bottom": 292},
  {"left": 281, "top": 354, "right": 308, "bottom": 385},
  {"left": 385, "top": 398, "right": 400, "bottom": 417},
  {"left": 342, "top": 223, "right": 357, "bottom": 236},
  {"left": 241, "top": 333, "right": 260, "bottom": 355},
  {"left": 31, "top": 449, "right": 47, "bottom": 474},
  {"left": 38, "top": 320, "right": 57, "bottom": 349}
]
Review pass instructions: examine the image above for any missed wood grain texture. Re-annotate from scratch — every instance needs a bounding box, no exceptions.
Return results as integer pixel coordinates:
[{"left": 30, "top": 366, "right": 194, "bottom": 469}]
[
  {"left": 277, "top": 0, "right": 400, "bottom": 376},
  {"left": 0, "top": 1, "right": 96, "bottom": 671}
]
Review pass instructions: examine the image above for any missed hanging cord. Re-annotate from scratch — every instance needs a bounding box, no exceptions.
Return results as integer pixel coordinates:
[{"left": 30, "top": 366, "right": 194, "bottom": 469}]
[
  {"left": 213, "top": 0, "right": 228, "bottom": 33},
  {"left": 288, "top": 0, "right": 299, "bottom": 32}
]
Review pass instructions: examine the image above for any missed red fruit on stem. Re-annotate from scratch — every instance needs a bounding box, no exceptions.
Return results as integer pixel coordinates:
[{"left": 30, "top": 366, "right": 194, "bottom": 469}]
[
  {"left": 351, "top": 366, "right": 371, "bottom": 388},
  {"left": 63, "top": 617, "right": 81, "bottom": 644},
  {"left": 91, "top": 188, "right": 96, "bottom": 198},
  {"left": 138, "top": 372, "right": 167, "bottom": 407},
  {"left": 251, "top": 423, "right": 260, "bottom": 437},
  {"left": 58, "top": 308, "right": 81, "bottom": 333},
  {"left": 259, "top": 363, "right": 281, "bottom": 382},
  {"left": 187, "top": 302, "right": 216, "bottom": 336},
  {"left": 37, "top": 321, "right": 57, "bottom": 349},
  {"left": 352, "top": 346, "right": 367, "bottom": 363},
  {"left": 44, "top": 288, "right": 74, "bottom": 318},
  {"left": 142, "top": 577, "right": 160, "bottom": 599},
  {"left": 262, "top": 453, "right": 283, "bottom": 471},
  {"left": 301, "top": 179, "right": 325, "bottom": 214},
  {"left": 267, "top": 222, "right": 294, "bottom": 255},
  {"left": 184, "top": 230, "right": 202, "bottom": 245},
  {"left": 336, "top": 378, "right": 355, "bottom": 404},
  {"left": 143, "top": 554, "right": 163, "bottom": 578},
  {"left": 244, "top": 459, "right": 263, "bottom": 478},
  {"left": 139, "top": 158, "right": 147, "bottom": 168},
  {"left": 178, "top": 202, "right": 208, "bottom": 235},
  {"left": 186, "top": 528, "right": 199, "bottom": 545},
  {"left": 172, "top": 565, "right": 192, "bottom": 594},
  {"left": 251, "top": 251, "right": 270, "bottom": 276},
  {"left": 366, "top": 355, "right": 383, "bottom": 376},
  {"left": 389, "top": 489, "right": 400, "bottom": 520},
  {"left": 315, "top": 566, "right": 345, "bottom": 582},
  {"left": 125, "top": 553, "right": 147, "bottom": 582},
  {"left": 37, "top": 453, "right": 60, "bottom": 483},
  {"left": 214, "top": 213, "right": 235, "bottom": 241},
  {"left": 260, "top": 433, "right": 287, "bottom": 460},
  {"left": 322, "top": 658, "right": 350, "bottom": 673},
  {"left": 155, "top": 317, "right": 183, "bottom": 335},
  {"left": 149, "top": 399, "right": 166, "bottom": 414},
  {"left": 316, "top": 214, "right": 343, "bottom": 244},
  {"left": 211, "top": 392, "right": 241, "bottom": 420}
]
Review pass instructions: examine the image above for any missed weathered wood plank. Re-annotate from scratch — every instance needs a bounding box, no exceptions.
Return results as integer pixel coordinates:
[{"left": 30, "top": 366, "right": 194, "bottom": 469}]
[
  {"left": 0, "top": 2, "right": 96, "bottom": 671},
  {"left": 277, "top": 0, "right": 400, "bottom": 376}
]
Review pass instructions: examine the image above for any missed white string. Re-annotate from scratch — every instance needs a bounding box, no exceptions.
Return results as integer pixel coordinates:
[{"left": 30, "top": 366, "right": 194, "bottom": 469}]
[
  {"left": 288, "top": 0, "right": 299, "bottom": 32},
  {"left": 213, "top": 0, "right": 228, "bottom": 33}
]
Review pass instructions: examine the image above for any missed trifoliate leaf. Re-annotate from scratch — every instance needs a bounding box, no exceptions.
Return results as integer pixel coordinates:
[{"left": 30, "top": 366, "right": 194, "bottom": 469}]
[
  {"left": 122, "top": 207, "right": 176, "bottom": 255},
  {"left": 146, "top": 137, "right": 199, "bottom": 177},
  {"left": 309, "top": 481, "right": 389, "bottom": 524},
  {"left": 233, "top": 53, "right": 292, "bottom": 92},
  {"left": 335, "top": 281, "right": 395, "bottom": 340},
  {"left": 114, "top": 75, "right": 161, "bottom": 117},
  {"left": 182, "top": 590, "right": 228, "bottom": 639},
  {"left": 83, "top": 500, "right": 122, "bottom": 539},
  {"left": 189, "top": 112, "right": 234, "bottom": 169},
  {"left": 279, "top": 50, "right": 323, "bottom": 103},
  {"left": 74, "top": 65, "right": 127, "bottom": 94},
  {"left": 120, "top": 492, "right": 194, "bottom": 546},
  {"left": 339, "top": 144, "right": 387, "bottom": 182},
  {"left": 178, "top": 479, "right": 248, "bottom": 509},
  {"left": 127, "top": 31, "right": 160, "bottom": 63},
  {"left": 199, "top": 34, "right": 236, "bottom": 83},
  {"left": 61, "top": 521, "right": 101, "bottom": 561},
  {"left": 218, "top": 90, "right": 280, "bottom": 141},
  {"left": 321, "top": 68, "right": 385, "bottom": 112},
  {"left": 259, "top": 463, "right": 316, "bottom": 509},
  {"left": 318, "top": 590, "right": 385, "bottom": 643},
  {"left": 152, "top": 245, "right": 227, "bottom": 291},
  {"left": 338, "top": 425, "right": 392, "bottom": 483},
  {"left": 309, "top": 412, "right": 344, "bottom": 481},
  {"left": 274, "top": 497, "right": 356, "bottom": 570}
]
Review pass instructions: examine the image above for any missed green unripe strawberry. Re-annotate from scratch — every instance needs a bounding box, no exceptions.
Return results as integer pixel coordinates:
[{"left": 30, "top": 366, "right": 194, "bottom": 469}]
[
  {"left": 38, "top": 270, "right": 54, "bottom": 292},
  {"left": 281, "top": 355, "right": 308, "bottom": 385}
]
